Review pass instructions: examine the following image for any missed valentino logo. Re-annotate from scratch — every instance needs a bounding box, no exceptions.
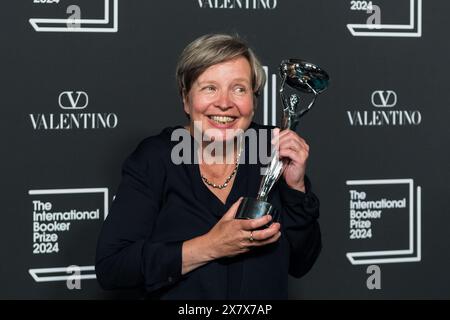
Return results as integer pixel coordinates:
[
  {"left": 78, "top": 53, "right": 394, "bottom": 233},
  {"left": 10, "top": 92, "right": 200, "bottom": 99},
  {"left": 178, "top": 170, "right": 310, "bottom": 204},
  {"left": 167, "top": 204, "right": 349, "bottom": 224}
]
[
  {"left": 346, "top": 90, "right": 422, "bottom": 126},
  {"left": 197, "top": 0, "right": 277, "bottom": 10},
  {"left": 29, "top": 91, "right": 119, "bottom": 130},
  {"left": 58, "top": 91, "right": 89, "bottom": 110},
  {"left": 371, "top": 90, "right": 397, "bottom": 108}
]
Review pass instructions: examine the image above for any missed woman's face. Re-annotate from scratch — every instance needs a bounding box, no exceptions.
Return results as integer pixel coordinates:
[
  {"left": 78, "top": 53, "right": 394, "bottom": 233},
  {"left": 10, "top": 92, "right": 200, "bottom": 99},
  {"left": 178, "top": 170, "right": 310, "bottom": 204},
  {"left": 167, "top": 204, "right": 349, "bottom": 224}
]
[{"left": 183, "top": 56, "right": 254, "bottom": 142}]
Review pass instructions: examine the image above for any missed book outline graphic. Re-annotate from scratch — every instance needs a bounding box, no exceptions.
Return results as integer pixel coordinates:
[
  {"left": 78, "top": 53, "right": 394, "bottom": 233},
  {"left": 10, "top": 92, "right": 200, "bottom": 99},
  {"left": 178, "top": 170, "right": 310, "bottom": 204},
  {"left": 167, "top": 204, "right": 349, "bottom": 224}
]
[
  {"left": 28, "top": 187, "right": 108, "bottom": 282},
  {"left": 346, "top": 179, "right": 421, "bottom": 265},
  {"left": 347, "top": 0, "right": 422, "bottom": 37},
  {"left": 29, "top": 0, "right": 118, "bottom": 33}
]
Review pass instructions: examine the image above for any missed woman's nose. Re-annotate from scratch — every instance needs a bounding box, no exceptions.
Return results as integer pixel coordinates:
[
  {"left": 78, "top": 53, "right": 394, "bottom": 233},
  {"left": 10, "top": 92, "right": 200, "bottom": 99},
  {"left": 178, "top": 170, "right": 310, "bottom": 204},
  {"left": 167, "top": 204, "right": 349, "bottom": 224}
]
[{"left": 215, "top": 90, "right": 234, "bottom": 109}]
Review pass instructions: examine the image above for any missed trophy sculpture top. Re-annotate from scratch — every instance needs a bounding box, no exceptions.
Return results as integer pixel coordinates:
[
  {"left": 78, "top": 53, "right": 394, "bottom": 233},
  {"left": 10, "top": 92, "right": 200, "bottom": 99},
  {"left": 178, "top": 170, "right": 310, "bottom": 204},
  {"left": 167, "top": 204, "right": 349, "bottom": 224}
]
[
  {"left": 279, "top": 59, "right": 329, "bottom": 130},
  {"left": 279, "top": 59, "right": 329, "bottom": 94}
]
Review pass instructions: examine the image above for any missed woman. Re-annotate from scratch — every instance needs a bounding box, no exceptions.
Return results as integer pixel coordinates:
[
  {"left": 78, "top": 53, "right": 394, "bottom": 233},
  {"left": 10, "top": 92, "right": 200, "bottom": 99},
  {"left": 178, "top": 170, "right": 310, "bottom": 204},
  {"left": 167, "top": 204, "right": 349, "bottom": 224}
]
[{"left": 95, "top": 34, "right": 321, "bottom": 299}]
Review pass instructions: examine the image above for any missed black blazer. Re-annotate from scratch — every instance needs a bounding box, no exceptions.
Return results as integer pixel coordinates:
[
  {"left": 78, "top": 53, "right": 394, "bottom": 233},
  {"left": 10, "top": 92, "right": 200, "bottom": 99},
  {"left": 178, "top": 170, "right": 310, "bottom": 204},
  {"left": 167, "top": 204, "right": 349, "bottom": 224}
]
[{"left": 95, "top": 122, "right": 321, "bottom": 299}]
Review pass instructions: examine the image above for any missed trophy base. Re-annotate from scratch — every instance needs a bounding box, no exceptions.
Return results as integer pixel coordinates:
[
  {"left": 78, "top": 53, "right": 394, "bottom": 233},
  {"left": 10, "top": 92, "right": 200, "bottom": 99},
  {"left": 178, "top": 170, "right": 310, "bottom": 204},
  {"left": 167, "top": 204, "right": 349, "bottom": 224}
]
[{"left": 235, "top": 197, "right": 279, "bottom": 227}]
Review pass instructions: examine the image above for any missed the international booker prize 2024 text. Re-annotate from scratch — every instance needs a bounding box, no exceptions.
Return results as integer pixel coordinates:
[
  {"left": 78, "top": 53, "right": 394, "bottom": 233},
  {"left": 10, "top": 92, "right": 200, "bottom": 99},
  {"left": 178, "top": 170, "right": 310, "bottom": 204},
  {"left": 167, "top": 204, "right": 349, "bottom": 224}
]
[
  {"left": 349, "top": 190, "right": 406, "bottom": 240},
  {"left": 32, "top": 200, "right": 99, "bottom": 254}
]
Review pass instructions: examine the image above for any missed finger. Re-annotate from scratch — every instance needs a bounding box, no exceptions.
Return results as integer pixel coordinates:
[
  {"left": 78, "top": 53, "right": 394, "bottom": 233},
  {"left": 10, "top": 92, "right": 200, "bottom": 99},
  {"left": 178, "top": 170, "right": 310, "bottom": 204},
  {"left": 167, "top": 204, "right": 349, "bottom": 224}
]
[
  {"left": 278, "top": 129, "right": 295, "bottom": 140},
  {"left": 278, "top": 130, "right": 309, "bottom": 150},
  {"left": 273, "top": 127, "right": 281, "bottom": 136},
  {"left": 250, "top": 231, "right": 282, "bottom": 247},
  {"left": 240, "top": 214, "right": 272, "bottom": 231},
  {"left": 277, "top": 137, "right": 309, "bottom": 156},
  {"left": 251, "top": 223, "right": 280, "bottom": 241},
  {"left": 279, "top": 138, "right": 303, "bottom": 153},
  {"left": 285, "top": 137, "right": 309, "bottom": 153},
  {"left": 278, "top": 132, "right": 302, "bottom": 145},
  {"left": 279, "top": 147, "right": 307, "bottom": 164},
  {"left": 223, "top": 197, "right": 243, "bottom": 220},
  {"left": 278, "top": 131, "right": 308, "bottom": 147}
]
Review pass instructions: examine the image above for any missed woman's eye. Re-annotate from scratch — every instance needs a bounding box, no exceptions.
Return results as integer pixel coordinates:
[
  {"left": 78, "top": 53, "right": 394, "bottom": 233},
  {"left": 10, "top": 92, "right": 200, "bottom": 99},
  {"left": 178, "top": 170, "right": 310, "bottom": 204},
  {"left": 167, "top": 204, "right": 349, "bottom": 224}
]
[
  {"left": 203, "top": 86, "right": 216, "bottom": 92},
  {"left": 234, "top": 86, "right": 247, "bottom": 94}
]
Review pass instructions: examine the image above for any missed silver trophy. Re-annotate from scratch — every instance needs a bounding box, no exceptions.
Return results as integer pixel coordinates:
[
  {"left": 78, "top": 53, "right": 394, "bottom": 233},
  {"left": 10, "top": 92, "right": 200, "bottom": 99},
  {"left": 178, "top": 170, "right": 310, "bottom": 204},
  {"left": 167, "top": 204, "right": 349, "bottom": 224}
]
[{"left": 235, "top": 59, "right": 329, "bottom": 222}]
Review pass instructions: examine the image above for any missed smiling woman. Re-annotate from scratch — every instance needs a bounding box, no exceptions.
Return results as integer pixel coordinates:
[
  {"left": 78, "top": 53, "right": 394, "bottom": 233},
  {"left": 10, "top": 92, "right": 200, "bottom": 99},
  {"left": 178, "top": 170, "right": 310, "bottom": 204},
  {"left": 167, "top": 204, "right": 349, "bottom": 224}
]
[
  {"left": 176, "top": 34, "right": 265, "bottom": 127},
  {"left": 182, "top": 56, "right": 254, "bottom": 140},
  {"left": 95, "top": 34, "right": 322, "bottom": 300}
]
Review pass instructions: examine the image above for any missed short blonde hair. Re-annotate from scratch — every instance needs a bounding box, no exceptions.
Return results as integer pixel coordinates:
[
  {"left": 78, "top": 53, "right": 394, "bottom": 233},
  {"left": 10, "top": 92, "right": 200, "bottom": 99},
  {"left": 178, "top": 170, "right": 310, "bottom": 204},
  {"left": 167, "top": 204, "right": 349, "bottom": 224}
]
[{"left": 176, "top": 34, "right": 266, "bottom": 100}]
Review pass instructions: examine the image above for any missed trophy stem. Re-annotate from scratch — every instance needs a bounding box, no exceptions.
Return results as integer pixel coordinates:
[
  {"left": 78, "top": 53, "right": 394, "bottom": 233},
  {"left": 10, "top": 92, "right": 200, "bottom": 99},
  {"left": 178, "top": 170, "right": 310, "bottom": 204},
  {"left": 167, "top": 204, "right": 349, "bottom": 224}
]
[
  {"left": 256, "top": 148, "right": 285, "bottom": 201},
  {"left": 296, "top": 82, "right": 318, "bottom": 119}
]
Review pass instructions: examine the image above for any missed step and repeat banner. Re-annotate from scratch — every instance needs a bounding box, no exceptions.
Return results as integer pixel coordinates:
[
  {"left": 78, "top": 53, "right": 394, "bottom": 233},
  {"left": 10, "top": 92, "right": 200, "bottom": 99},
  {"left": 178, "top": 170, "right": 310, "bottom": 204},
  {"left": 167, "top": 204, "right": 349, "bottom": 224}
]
[{"left": 1, "top": 0, "right": 449, "bottom": 299}]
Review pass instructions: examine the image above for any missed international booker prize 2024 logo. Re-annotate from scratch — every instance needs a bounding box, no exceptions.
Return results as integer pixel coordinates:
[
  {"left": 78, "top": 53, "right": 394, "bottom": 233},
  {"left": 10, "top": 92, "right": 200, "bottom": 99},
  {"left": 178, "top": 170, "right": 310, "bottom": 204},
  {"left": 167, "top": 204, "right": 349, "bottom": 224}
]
[
  {"left": 29, "top": 91, "right": 118, "bottom": 130},
  {"left": 347, "top": 0, "right": 422, "bottom": 37},
  {"left": 28, "top": 188, "right": 108, "bottom": 284},
  {"left": 29, "top": 0, "right": 118, "bottom": 33},
  {"left": 346, "top": 179, "right": 421, "bottom": 265},
  {"left": 347, "top": 90, "right": 422, "bottom": 126}
]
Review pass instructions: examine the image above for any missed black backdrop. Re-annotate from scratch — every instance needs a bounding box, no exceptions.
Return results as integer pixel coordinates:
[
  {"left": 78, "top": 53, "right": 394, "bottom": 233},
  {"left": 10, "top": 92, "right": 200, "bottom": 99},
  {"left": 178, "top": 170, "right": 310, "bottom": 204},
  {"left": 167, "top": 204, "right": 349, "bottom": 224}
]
[{"left": 1, "top": 0, "right": 449, "bottom": 299}]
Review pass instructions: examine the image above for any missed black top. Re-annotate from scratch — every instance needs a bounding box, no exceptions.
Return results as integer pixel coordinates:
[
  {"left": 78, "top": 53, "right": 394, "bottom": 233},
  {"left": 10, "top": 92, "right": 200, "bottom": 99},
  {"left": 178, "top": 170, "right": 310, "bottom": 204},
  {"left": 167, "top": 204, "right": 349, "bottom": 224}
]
[{"left": 95, "top": 122, "right": 321, "bottom": 300}]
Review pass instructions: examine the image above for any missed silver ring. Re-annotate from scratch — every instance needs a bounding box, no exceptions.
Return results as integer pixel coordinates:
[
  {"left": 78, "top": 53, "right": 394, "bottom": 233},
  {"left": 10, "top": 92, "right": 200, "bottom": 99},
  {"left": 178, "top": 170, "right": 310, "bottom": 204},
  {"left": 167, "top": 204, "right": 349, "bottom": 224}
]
[{"left": 249, "top": 231, "right": 254, "bottom": 242}]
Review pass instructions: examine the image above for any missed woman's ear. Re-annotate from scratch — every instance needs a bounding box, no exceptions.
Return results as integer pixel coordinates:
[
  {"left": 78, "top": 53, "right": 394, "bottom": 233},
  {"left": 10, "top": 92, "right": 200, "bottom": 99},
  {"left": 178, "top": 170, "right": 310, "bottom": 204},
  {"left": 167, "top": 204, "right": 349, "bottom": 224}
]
[
  {"left": 252, "top": 93, "right": 259, "bottom": 112},
  {"left": 182, "top": 90, "right": 190, "bottom": 116}
]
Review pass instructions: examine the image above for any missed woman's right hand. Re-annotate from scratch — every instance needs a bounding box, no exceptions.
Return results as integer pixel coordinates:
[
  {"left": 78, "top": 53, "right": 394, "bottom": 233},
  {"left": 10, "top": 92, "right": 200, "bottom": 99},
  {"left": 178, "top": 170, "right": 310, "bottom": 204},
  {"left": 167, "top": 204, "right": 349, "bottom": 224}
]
[{"left": 204, "top": 197, "right": 281, "bottom": 259}]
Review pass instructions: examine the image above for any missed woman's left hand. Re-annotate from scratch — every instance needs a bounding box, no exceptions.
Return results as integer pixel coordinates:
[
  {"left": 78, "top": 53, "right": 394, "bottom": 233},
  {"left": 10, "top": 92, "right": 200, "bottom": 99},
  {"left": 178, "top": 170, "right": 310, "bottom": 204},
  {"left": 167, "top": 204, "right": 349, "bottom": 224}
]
[{"left": 273, "top": 128, "right": 309, "bottom": 193}]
